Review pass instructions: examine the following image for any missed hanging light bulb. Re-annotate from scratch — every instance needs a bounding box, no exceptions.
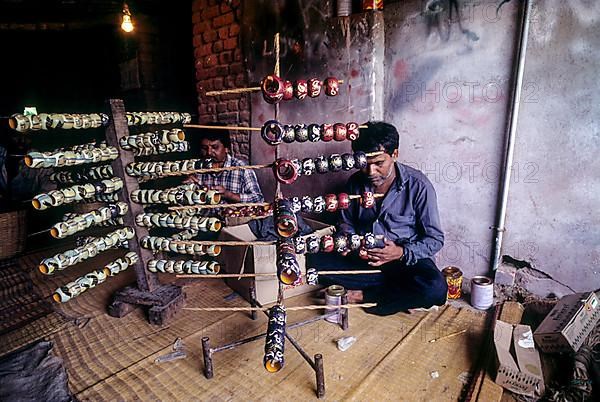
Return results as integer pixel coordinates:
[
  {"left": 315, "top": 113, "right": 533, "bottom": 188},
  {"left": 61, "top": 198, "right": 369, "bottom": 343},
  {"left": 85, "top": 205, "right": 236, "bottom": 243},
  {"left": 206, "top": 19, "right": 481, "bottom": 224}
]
[{"left": 121, "top": 3, "right": 134, "bottom": 32}]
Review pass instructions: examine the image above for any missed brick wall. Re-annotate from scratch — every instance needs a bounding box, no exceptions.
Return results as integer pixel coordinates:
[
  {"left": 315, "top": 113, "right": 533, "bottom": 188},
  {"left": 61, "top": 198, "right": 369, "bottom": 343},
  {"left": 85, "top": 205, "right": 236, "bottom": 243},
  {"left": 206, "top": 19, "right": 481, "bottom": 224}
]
[{"left": 192, "top": 0, "right": 250, "bottom": 160}]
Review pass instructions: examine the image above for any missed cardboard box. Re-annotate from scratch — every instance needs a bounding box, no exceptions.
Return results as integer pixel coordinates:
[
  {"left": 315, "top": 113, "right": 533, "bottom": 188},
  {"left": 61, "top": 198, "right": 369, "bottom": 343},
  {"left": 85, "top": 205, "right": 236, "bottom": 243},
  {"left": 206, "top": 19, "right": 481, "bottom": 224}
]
[
  {"left": 494, "top": 320, "right": 545, "bottom": 397},
  {"left": 533, "top": 292, "right": 600, "bottom": 353},
  {"left": 217, "top": 218, "right": 333, "bottom": 305}
]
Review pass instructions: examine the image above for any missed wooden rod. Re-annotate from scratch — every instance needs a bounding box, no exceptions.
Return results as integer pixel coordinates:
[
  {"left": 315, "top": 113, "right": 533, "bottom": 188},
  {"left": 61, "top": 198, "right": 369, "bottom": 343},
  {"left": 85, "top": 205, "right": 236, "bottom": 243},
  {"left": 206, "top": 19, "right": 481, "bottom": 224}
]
[
  {"left": 184, "top": 124, "right": 261, "bottom": 131},
  {"left": 183, "top": 124, "right": 368, "bottom": 131},
  {"left": 170, "top": 239, "right": 276, "bottom": 246},
  {"left": 205, "top": 87, "right": 261, "bottom": 96},
  {"left": 428, "top": 329, "right": 467, "bottom": 343},
  {"left": 274, "top": 32, "right": 280, "bottom": 77},
  {"left": 152, "top": 162, "right": 273, "bottom": 179},
  {"left": 146, "top": 151, "right": 382, "bottom": 181},
  {"left": 176, "top": 269, "right": 382, "bottom": 279},
  {"left": 204, "top": 81, "right": 345, "bottom": 97},
  {"left": 169, "top": 201, "right": 270, "bottom": 211},
  {"left": 184, "top": 303, "right": 377, "bottom": 312},
  {"left": 168, "top": 193, "right": 383, "bottom": 212}
]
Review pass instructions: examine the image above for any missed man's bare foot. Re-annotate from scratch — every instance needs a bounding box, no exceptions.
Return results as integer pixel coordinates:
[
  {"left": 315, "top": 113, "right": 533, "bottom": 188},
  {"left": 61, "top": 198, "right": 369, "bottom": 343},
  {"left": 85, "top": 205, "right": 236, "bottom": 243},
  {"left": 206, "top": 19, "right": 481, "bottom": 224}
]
[{"left": 346, "top": 290, "right": 364, "bottom": 303}]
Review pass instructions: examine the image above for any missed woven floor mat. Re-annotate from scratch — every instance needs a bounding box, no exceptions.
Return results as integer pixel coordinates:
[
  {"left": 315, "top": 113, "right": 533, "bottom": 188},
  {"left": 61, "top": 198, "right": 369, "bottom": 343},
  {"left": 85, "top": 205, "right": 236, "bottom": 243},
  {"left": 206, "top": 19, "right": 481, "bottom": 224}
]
[
  {"left": 0, "top": 256, "right": 71, "bottom": 357},
  {"left": 44, "top": 276, "right": 490, "bottom": 401}
]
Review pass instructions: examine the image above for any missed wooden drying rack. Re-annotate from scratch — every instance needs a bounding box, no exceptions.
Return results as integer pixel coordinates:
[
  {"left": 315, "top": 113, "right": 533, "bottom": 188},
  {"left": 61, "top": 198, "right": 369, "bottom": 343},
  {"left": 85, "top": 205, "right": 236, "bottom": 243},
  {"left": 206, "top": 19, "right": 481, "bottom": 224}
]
[{"left": 105, "top": 99, "right": 184, "bottom": 325}]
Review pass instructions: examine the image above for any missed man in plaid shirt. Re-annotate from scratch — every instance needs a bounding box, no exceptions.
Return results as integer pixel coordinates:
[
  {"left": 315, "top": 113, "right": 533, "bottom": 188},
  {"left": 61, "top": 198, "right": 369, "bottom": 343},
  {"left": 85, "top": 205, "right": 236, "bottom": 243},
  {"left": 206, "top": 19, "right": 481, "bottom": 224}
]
[{"left": 186, "top": 125, "right": 264, "bottom": 204}]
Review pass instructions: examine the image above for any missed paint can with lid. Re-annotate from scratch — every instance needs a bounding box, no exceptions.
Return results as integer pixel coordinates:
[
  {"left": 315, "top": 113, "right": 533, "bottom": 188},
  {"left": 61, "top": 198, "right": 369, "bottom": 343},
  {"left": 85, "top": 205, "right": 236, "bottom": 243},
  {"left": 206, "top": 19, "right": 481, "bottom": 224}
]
[
  {"left": 442, "top": 266, "right": 463, "bottom": 300},
  {"left": 470, "top": 276, "right": 494, "bottom": 310},
  {"left": 325, "top": 285, "right": 346, "bottom": 323}
]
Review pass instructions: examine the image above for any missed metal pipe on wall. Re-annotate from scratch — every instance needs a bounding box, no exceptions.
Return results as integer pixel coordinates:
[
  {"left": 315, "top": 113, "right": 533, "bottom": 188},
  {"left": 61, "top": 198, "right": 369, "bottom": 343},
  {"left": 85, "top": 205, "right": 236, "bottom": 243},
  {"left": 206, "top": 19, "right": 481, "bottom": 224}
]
[{"left": 490, "top": 0, "right": 533, "bottom": 274}]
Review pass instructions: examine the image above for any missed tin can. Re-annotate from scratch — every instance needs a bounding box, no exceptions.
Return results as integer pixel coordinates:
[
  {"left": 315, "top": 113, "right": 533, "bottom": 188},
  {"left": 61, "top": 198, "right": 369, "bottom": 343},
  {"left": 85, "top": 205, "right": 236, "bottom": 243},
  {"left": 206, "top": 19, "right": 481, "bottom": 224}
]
[
  {"left": 363, "top": 0, "right": 383, "bottom": 11},
  {"left": 337, "top": 0, "right": 352, "bottom": 16},
  {"left": 325, "top": 285, "right": 346, "bottom": 323},
  {"left": 442, "top": 266, "right": 463, "bottom": 299},
  {"left": 471, "top": 276, "right": 494, "bottom": 310}
]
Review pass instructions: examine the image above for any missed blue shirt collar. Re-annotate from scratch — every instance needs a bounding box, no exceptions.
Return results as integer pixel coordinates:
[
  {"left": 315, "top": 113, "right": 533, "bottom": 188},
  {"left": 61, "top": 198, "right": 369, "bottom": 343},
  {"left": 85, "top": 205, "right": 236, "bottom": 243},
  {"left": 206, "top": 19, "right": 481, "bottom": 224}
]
[{"left": 395, "top": 161, "right": 409, "bottom": 190}]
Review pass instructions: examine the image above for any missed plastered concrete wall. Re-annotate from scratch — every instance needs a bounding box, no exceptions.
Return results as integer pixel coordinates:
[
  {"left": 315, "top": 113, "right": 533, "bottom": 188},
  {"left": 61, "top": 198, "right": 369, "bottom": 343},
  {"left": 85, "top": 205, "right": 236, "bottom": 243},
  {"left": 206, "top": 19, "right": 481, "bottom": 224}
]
[
  {"left": 241, "top": 0, "right": 600, "bottom": 292},
  {"left": 503, "top": 0, "right": 600, "bottom": 292},
  {"left": 383, "top": 0, "right": 519, "bottom": 276}
]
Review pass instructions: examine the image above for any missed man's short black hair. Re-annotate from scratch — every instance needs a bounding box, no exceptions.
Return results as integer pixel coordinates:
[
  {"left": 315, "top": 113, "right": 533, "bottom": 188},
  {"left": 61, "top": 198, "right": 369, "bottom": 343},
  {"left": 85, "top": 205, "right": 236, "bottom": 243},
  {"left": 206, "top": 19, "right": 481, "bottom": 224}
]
[
  {"left": 199, "top": 122, "right": 231, "bottom": 149},
  {"left": 351, "top": 121, "right": 399, "bottom": 156}
]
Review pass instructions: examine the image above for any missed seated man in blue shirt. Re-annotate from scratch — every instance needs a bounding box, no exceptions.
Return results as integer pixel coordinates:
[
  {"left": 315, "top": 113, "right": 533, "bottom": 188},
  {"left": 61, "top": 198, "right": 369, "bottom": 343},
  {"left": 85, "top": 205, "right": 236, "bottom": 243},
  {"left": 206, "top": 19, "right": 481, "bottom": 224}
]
[{"left": 309, "top": 121, "right": 447, "bottom": 316}]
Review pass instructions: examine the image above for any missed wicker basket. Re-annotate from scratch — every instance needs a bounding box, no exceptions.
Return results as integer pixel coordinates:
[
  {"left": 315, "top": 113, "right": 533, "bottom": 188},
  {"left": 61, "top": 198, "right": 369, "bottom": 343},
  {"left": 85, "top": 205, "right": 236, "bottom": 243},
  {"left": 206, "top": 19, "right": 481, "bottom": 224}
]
[{"left": 0, "top": 209, "right": 27, "bottom": 260}]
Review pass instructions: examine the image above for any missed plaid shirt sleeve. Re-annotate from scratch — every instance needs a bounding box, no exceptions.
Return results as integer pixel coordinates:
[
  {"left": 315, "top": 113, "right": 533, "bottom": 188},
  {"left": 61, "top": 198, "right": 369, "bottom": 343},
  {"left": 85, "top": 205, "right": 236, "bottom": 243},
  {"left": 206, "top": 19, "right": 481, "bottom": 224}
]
[{"left": 239, "top": 168, "right": 264, "bottom": 203}]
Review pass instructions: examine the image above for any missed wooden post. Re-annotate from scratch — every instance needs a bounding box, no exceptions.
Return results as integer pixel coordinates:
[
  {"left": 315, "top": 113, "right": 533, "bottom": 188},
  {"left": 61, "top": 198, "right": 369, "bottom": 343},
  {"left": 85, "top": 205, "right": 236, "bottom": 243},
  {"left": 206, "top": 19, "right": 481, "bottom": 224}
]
[
  {"left": 104, "top": 99, "right": 184, "bottom": 324},
  {"left": 105, "top": 98, "right": 159, "bottom": 292}
]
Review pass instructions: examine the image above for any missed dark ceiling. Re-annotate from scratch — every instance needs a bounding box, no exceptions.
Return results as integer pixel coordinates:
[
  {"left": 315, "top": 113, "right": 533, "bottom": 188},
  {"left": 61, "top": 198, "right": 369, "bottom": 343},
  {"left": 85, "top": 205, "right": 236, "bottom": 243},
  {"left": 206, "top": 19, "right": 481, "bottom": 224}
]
[{"left": 0, "top": 0, "right": 188, "bottom": 23}]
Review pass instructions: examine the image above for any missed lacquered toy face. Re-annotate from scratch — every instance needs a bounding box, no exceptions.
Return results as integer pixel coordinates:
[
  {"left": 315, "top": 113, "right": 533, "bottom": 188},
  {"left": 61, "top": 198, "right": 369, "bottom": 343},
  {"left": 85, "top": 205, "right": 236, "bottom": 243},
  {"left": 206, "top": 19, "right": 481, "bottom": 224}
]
[
  {"left": 342, "top": 153, "right": 356, "bottom": 171},
  {"left": 282, "top": 125, "right": 295, "bottom": 143},
  {"left": 320, "top": 235, "right": 334, "bottom": 252},
  {"left": 354, "top": 151, "right": 368, "bottom": 169},
  {"left": 264, "top": 349, "right": 284, "bottom": 372},
  {"left": 306, "top": 267, "right": 319, "bottom": 285},
  {"left": 302, "top": 158, "right": 316, "bottom": 176},
  {"left": 333, "top": 123, "right": 347, "bottom": 141},
  {"left": 274, "top": 159, "right": 299, "bottom": 184},
  {"left": 294, "top": 124, "right": 309, "bottom": 142},
  {"left": 283, "top": 80, "right": 294, "bottom": 100},
  {"left": 324, "top": 194, "right": 338, "bottom": 212},
  {"left": 324, "top": 77, "right": 339, "bottom": 96},
  {"left": 363, "top": 233, "right": 376, "bottom": 249},
  {"left": 313, "top": 196, "right": 326, "bottom": 213},
  {"left": 320, "top": 124, "right": 334, "bottom": 142},
  {"left": 262, "top": 120, "right": 284, "bottom": 145},
  {"left": 334, "top": 235, "right": 348, "bottom": 253},
  {"left": 290, "top": 159, "right": 303, "bottom": 178},
  {"left": 308, "top": 78, "right": 322, "bottom": 97},
  {"left": 301, "top": 195, "right": 314, "bottom": 212},
  {"left": 294, "top": 80, "right": 308, "bottom": 100},
  {"left": 278, "top": 239, "right": 295, "bottom": 255},
  {"left": 290, "top": 196, "right": 302, "bottom": 213},
  {"left": 276, "top": 214, "right": 298, "bottom": 238},
  {"left": 307, "top": 236, "right": 320, "bottom": 253},
  {"left": 307, "top": 124, "right": 321, "bottom": 142},
  {"left": 39, "top": 113, "right": 52, "bottom": 130},
  {"left": 293, "top": 237, "right": 306, "bottom": 254},
  {"left": 328, "top": 154, "right": 343, "bottom": 172},
  {"left": 337, "top": 193, "right": 350, "bottom": 209},
  {"left": 315, "top": 156, "right": 329, "bottom": 174},
  {"left": 10, "top": 114, "right": 30, "bottom": 131},
  {"left": 362, "top": 191, "right": 375, "bottom": 208},
  {"left": 262, "top": 74, "right": 285, "bottom": 104},
  {"left": 278, "top": 253, "right": 300, "bottom": 285},
  {"left": 346, "top": 122, "right": 360, "bottom": 140},
  {"left": 350, "top": 234, "right": 362, "bottom": 250}
]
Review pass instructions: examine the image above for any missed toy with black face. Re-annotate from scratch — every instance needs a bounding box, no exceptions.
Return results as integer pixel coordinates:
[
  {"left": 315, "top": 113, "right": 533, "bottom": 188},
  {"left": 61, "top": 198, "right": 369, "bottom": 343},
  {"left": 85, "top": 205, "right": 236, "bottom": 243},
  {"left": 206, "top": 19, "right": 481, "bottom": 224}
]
[
  {"left": 315, "top": 155, "right": 329, "bottom": 174},
  {"left": 342, "top": 153, "right": 356, "bottom": 171},
  {"left": 313, "top": 196, "right": 326, "bottom": 213},
  {"left": 301, "top": 158, "right": 316, "bottom": 176}
]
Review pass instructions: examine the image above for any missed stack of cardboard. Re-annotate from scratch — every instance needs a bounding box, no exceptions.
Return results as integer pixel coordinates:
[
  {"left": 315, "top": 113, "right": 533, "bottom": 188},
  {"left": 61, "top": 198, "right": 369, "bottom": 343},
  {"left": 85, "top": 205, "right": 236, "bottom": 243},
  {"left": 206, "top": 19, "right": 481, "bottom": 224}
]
[{"left": 533, "top": 292, "right": 600, "bottom": 353}]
